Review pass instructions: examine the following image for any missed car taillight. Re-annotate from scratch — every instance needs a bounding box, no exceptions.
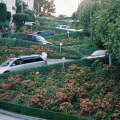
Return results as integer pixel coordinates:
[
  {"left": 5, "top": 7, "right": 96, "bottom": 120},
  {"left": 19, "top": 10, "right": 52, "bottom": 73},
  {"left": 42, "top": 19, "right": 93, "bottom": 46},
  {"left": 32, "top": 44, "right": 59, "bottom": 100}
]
[{"left": 44, "top": 60, "right": 47, "bottom": 64}]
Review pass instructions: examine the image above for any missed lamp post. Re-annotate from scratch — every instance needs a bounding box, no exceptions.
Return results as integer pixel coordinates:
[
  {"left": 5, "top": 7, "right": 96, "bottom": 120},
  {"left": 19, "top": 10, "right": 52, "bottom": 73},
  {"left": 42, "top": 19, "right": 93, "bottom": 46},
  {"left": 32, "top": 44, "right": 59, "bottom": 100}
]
[
  {"left": 31, "top": 24, "right": 32, "bottom": 30},
  {"left": 60, "top": 43, "right": 62, "bottom": 54},
  {"left": 21, "top": 0, "right": 23, "bottom": 13},
  {"left": 37, "top": 2, "right": 39, "bottom": 14},
  {"left": 62, "top": 57, "right": 65, "bottom": 72},
  {"left": 67, "top": 31, "right": 69, "bottom": 39},
  {"left": 41, "top": 7, "right": 43, "bottom": 12},
  {"left": 41, "top": 7, "right": 43, "bottom": 16}
]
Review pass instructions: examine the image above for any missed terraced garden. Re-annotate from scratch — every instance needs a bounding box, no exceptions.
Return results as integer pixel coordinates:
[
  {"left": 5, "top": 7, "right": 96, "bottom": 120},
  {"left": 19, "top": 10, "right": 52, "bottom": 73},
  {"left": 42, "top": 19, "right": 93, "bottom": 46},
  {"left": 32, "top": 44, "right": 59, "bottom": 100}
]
[{"left": 0, "top": 61, "right": 120, "bottom": 120}]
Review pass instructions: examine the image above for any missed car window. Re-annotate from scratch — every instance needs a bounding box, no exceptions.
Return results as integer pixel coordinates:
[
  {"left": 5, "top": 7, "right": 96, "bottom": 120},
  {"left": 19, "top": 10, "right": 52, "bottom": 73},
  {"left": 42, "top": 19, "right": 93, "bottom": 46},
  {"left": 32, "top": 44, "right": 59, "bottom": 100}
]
[
  {"left": 1, "top": 58, "right": 14, "bottom": 66},
  {"left": 37, "top": 32, "right": 41, "bottom": 34},
  {"left": 27, "top": 35, "right": 32, "bottom": 38},
  {"left": 92, "top": 51, "right": 106, "bottom": 56},
  {"left": 31, "top": 36, "right": 36, "bottom": 41},
  {"left": 62, "top": 26, "right": 67, "bottom": 28},
  {"left": 11, "top": 59, "right": 21, "bottom": 66},
  {"left": 22, "top": 58, "right": 34, "bottom": 64},
  {"left": 34, "top": 57, "right": 43, "bottom": 62}
]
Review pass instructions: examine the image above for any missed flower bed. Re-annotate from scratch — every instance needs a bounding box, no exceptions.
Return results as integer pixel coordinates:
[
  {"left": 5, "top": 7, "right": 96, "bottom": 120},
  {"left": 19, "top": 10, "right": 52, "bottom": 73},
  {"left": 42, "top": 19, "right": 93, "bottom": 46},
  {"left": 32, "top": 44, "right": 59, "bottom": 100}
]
[
  {"left": 0, "top": 45, "right": 78, "bottom": 63},
  {"left": 0, "top": 61, "right": 120, "bottom": 120}
]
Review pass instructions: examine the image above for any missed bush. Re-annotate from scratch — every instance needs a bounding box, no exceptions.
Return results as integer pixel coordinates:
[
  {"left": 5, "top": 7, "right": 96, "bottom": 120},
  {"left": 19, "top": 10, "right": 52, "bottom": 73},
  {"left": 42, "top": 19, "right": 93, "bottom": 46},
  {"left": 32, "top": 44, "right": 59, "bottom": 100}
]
[{"left": 0, "top": 3, "right": 7, "bottom": 22}]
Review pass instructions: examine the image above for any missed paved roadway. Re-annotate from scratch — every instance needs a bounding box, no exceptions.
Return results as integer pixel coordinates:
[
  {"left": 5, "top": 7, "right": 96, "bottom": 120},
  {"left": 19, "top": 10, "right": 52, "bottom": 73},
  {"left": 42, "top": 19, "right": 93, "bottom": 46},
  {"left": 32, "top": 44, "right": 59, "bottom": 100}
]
[
  {"left": 0, "top": 59, "right": 74, "bottom": 120},
  {"left": 47, "top": 58, "right": 74, "bottom": 65},
  {"left": 0, "top": 109, "right": 44, "bottom": 120},
  {"left": 0, "top": 110, "right": 43, "bottom": 120}
]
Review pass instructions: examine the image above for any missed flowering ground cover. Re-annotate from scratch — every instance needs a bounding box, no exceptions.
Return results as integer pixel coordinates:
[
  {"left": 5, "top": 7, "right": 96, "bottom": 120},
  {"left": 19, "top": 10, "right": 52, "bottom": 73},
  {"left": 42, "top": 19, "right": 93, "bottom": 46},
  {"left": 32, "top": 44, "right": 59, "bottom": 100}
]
[
  {"left": 49, "top": 37, "right": 84, "bottom": 46},
  {"left": 0, "top": 45, "right": 77, "bottom": 63},
  {"left": 0, "top": 61, "right": 120, "bottom": 120}
]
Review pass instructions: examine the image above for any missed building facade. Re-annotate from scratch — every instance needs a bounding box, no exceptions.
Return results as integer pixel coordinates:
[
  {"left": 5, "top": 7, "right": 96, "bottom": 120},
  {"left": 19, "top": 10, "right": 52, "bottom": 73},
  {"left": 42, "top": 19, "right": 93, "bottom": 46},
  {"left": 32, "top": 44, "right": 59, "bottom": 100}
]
[
  {"left": 0, "top": 0, "right": 34, "bottom": 15},
  {"left": 24, "top": 0, "right": 34, "bottom": 11},
  {"left": 0, "top": 0, "right": 16, "bottom": 15}
]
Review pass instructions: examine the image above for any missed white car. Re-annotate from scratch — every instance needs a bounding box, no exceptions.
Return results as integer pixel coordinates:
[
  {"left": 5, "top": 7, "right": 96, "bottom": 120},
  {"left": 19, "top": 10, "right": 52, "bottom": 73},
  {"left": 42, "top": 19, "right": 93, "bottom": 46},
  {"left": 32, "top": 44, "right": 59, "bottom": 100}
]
[
  {"left": 55, "top": 25, "right": 76, "bottom": 31},
  {"left": 55, "top": 25, "right": 83, "bottom": 32},
  {"left": 0, "top": 53, "right": 47, "bottom": 74},
  {"left": 81, "top": 50, "right": 108, "bottom": 59},
  {"left": 56, "top": 25, "right": 71, "bottom": 29},
  {"left": 24, "top": 22, "right": 36, "bottom": 26}
]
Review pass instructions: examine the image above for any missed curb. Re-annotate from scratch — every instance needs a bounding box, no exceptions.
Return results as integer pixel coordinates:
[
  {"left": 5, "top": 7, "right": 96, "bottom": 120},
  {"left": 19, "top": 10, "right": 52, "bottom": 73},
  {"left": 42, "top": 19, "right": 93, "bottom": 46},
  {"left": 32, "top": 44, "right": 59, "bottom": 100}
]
[{"left": 0, "top": 109, "right": 46, "bottom": 120}]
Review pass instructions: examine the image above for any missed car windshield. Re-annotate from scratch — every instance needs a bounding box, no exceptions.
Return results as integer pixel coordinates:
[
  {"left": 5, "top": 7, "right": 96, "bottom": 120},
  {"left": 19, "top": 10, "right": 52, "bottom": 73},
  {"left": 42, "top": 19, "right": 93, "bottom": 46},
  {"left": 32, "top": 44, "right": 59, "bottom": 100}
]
[
  {"left": 91, "top": 50, "right": 106, "bottom": 56},
  {"left": 1, "top": 58, "right": 15, "bottom": 66}
]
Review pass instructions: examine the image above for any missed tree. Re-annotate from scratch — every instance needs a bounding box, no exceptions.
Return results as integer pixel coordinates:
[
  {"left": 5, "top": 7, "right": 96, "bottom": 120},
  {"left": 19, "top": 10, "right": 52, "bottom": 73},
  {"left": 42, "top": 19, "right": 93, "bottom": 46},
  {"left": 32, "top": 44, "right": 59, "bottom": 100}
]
[
  {"left": 34, "top": 0, "right": 55, "bottom": 17},
  {"left": 75, "top": 0, "right": 99, "bottom": 29},
  {"left": 12, "top": 13, "right": 28, "bottom": 30},
  {"left": 23, "top": 9, "right": 35, "bottom": 21},
  {"left": 7, "top": 11, "right": 11, "bottom": 21},
  {"left": 90, "top": 0, "right": 120, "bottom": 63},
  {"left": 0, "top": 3, "right": 11, "bottom": 29},
  {"left": 0, "top": 3, "right": 7, "bottom": 22},
  {"left": 16, "top": 0, "right": 28, "bottom": 13}
]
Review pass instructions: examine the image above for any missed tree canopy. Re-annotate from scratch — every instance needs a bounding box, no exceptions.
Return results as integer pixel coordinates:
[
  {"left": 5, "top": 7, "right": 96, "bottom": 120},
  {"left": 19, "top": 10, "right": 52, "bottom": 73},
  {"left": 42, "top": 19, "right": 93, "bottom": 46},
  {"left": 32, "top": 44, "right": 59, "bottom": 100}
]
[
  {"left": 75, "top": 0, "right": 99, "bottom": 29},
  {"left": 0, "top": 3, "right": 7, "bottom": 22},
  {"left": 75, "top": 0, "right": 120, "bottom": 62},
  {"left": 90, "top": 0, "right": 120, "bottom": 61},
  {"left": 16, "top": 0, "right": 28, "bottom": 13},
  {"left": 34, "top": 0, "right": 55, "bottom": 17}
]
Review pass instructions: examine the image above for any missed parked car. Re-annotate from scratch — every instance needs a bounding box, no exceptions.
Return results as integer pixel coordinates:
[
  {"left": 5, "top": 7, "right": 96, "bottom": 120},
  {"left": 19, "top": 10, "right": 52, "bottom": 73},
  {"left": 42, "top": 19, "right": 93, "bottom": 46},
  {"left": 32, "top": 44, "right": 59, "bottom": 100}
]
[
  {"left": 66, "top": 19, "right": 74, "bottom": 22},
  {"left": 0, "top": 53, "right": 47, "bottom": 74},
  {"left": 81, "top": 50, "right": 108, "bottom": 59},
  {"left": 55, "top": 25, "right": 83, "bottom": 32},
  {"left": 24, "top": 22, "right": 36, "bottom": 26},
  {"left": 2, "top": 32, "right": 11, "bottom": 38},
  {"left": 56, "top": 25, "right": 71, "bottom": 29},
  {"left": 16, "top": 34, "right": 52, "bottom": 45},
  {"left": 35, "top": 30, "right": 54, "bottom": 37}
]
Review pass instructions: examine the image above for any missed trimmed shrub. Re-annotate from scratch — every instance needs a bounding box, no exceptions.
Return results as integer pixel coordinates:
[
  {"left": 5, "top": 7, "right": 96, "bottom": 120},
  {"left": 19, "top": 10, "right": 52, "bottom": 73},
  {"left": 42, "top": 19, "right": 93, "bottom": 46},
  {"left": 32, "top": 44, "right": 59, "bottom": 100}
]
[
  {"left": 0, "top": 3, "right": 7, "bottom": 22},
  {"left": 7, "top": 11, "right": 11, "bottom": 21}
]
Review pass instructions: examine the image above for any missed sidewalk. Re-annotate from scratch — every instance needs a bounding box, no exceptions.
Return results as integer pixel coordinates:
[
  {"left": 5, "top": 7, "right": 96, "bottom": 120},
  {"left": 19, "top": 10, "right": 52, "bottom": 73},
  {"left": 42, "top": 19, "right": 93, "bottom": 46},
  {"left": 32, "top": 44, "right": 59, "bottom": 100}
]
[{"left": 0, "top": 109, "right": 45, "bottom": 120}]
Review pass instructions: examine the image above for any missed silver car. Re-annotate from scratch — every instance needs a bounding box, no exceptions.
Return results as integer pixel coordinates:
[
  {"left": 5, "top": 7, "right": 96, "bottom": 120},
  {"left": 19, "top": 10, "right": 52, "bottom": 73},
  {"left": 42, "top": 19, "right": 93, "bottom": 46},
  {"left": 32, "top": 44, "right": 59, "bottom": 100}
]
[
  {"left": 0, "top": 53, "right": 47, "bottom": 74},
  {"left": 81, "top": 50, "right": 108, "bottom": 59}
]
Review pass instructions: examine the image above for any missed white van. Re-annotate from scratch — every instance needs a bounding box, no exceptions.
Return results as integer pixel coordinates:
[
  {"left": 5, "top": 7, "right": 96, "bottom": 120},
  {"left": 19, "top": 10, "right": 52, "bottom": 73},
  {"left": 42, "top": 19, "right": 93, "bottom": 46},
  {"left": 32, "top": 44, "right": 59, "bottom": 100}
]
[{"left": 0, "top": 53, "right": 47, "bottom": 74}]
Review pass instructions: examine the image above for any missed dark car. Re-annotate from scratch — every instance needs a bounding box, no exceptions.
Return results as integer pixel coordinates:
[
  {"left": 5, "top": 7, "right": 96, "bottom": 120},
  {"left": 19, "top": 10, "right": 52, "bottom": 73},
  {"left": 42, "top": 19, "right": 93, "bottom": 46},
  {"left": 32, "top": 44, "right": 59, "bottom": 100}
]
[
  {"left": 35, "top": 30, "right": 54, "bottom": 37},
  {"left": 2, "top": 32, "right": 12, "bottom": 38},
  {"left": 16, "top": 34, "right": 52, "bottom": 45}
]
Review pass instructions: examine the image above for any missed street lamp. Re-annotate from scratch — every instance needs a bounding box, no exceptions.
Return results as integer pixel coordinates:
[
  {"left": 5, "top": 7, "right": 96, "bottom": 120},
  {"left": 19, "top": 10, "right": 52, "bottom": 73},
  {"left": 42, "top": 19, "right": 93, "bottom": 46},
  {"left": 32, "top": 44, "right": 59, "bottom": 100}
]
[
  {"left": 37, "top": 2, "right": 39, "bottom": 14},
  {"left": 41, "top": 7, "right": 43, "bottom": 16},
  {"left": 31, "top": 24, "right": 32, "bottom": 30},
  {"left": 60, "top": 43, "right": 62, "bottom": 54},
  {"left": 67, "top": 31, "right": 69, "bottom": 39},
  {"left": 21, "top": 0, "right": 23, "bottom": 13},
  {"left": 41, "top": 7, "right": 43, "bottom": 12},
  {"left": 62, "top": 57, "right": 65, "bottom": 72}
]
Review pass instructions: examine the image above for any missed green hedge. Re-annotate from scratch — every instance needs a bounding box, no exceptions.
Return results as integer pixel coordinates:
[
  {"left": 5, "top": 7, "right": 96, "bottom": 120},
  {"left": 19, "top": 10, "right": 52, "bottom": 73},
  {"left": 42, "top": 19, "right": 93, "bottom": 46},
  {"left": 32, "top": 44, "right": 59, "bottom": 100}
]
[
  {"left": 45, "top": 31, "right": 89, "bottom": 40},
  {"left": 0, "top": 99, "right": 90, "bottom": 120},
  {"left": 0, "top": 38, "right": 82, "bottom": 59},
  {"left": 0, "top": 3, "right": 7, "bottom": 22},
  {"left": 32, "top": 25, "right": 73, "bottom": 34}
]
